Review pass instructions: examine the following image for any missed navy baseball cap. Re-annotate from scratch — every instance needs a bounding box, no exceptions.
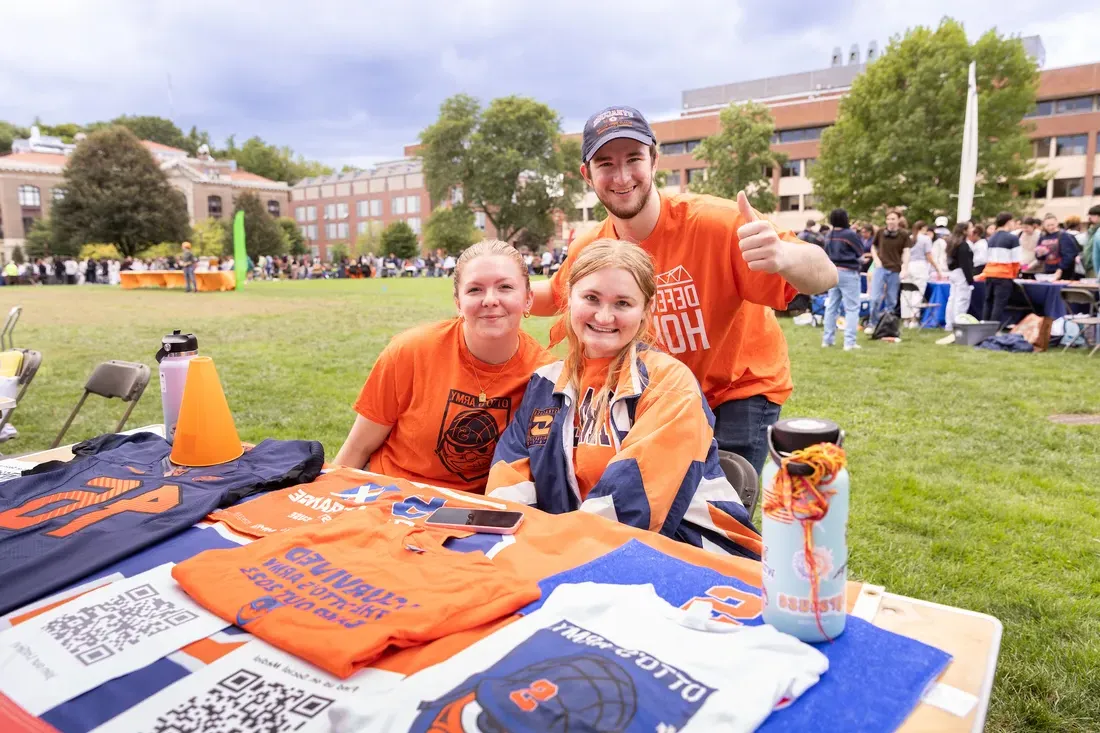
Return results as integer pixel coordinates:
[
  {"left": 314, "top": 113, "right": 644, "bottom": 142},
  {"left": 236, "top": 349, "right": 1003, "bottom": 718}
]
[{"left": 581, "top": 106, "right": 656, "bottom": 163}]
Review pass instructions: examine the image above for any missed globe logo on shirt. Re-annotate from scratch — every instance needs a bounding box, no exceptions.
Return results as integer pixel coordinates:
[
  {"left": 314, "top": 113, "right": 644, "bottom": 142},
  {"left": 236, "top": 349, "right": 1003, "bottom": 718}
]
[{"left": 435, "top": 390, "right": 511, "bottom": 482}]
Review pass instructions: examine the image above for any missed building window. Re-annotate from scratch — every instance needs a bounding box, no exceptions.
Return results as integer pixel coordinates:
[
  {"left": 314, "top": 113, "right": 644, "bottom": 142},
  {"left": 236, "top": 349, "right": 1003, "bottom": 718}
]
[
  {"left": 1094, "top": 179, "right": 1100, "bottom": 197},
  {"left": 779, "top": 195, "right": 801, "bottom": 211},
  {"left": 686, "top": 168, "right": 706, "bottom": 184},
  {"left": 299, "top": 225, "right": 308, "bottom": 239},
  {"left": 406, "top": 195, "right": 420, "bottom": 214},
  {"left": 1051, "top": 178, "right": 1084, "bottom": 198},
  {"left": 1032, "top": 137, "right": 1052, "bottom": 158},
  {"left": 392, "top": 197, "right": 406, "bottom": 215},
  {"left": 306, "top": 205, "right": 316, "bottom": 221},
  {"left": 781, "top": 160, "right": 802, "bottom": 178},
  {"left": 311, "top": 245, "right": 320, "bottom": 259},
  {"left": 267, "top": 200, "right": 280, "bottom": 216},
  {"left": 357, "top": 221, "right": 368, "bottom": 235},
  {"left": 1054, "top": 134, "right": 1088, "bottom": 156},
  {"left": 1054, "top": 96, "right": 1094, "bottom": 114},
  {"left": 660, "top": 141, "right": 686, "bottom": 156},
  {"left": 357, "top": 200, "right": 369, "bottom": 217},
  {"left": 407, "top": 217, "right": 421, "bottom": 234},
  {"left": 337, "top": 222, "right": 349, "bottom": 239},
  {"left": 573, "top": 207, "right": 585, "bottom": 221},
  {"left": 803, "top": 195, "right": 819, "bottom": 210},
  {"left": 370, "top": 200, "right": 382, "bottom": 217},
  {"left": 772, "top": 126, "right": 828, "bottom": 144},
  {"left": 474, "top": 211, "right": 486, "bottom": 230},
  {"left": 295, "top": 206, "right": 306, "bottom": 222},
  {"left": 52, "top": 187, "right": 67, "bottom": 201},
  {"left": 336, "top": 202, "right": 348, "bottom": 219},
  {"left": 762, "top": 166, "right": 774, "bottom": 179},
  {"left": 324, "top": 203, "right": 336, "bottom": 220},
  {"left": 1029, "top": 180, "right": 1048, "bottom": 199},
  {"left": 207, "top": 195, "right": 222, "bottom": 218},
  {"left": 326, "top": 223, "right": 337, "bottom": 238},
  {"left": 685, "top": 139, "right": 701, "bottom": 153},
  {"left": 664, "top": 171, "right": 681, "bottom": 187},
  {"left": 306, "top": 224, "right": 318, "bottom": 240},
  {"left": 18, "top": 185, "right": 41, "bottom": 207}
]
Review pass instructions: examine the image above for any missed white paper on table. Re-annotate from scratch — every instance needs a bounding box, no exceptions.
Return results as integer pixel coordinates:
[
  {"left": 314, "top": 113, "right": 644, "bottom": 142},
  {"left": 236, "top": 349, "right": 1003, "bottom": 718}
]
[
  {"left": 0, "top": 563, "right": 228, "bottom": 715},
  {"left": 92, "top": 639, "right": 402, "bottom": 732}
]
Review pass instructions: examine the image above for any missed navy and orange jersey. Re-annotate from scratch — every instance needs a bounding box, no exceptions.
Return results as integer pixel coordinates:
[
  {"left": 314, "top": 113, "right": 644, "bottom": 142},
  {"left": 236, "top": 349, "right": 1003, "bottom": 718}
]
[
  {"left": 981, "top": 229, "right": 1022, "bottom": 280},
  {"left": 486, "top": 345, "right": 762, "bottom": 559},
  {"left": 0, "top": 432, "right": 323, "bottom": 616}
]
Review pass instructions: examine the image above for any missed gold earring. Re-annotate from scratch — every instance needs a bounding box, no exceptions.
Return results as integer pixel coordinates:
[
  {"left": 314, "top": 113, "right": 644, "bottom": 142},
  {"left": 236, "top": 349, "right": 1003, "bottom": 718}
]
[{"left": 523, "top": 311, "right": 531, "bottom": 319}]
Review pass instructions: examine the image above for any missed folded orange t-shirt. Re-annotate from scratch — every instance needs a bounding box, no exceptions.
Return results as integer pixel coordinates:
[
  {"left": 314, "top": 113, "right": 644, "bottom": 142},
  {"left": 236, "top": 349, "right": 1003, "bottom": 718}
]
[{"left": 172, "top": 515, "right": 541, "bottom": 678}]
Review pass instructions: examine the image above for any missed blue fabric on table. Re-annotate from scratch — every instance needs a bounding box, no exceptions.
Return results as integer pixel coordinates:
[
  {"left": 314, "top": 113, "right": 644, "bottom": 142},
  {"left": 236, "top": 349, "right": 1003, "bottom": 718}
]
[
  {"left": 921, "top": 282, "right": 952, "bottom": 328},
  {"left": 523, "top": 540, "right": 953, "bottom": 733}
]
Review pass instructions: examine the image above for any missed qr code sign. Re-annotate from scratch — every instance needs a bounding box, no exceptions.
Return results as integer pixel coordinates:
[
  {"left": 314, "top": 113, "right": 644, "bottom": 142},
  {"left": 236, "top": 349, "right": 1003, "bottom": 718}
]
[
  {"left": 41, "top": 583, "right": 199, "bottom": 665},
  {"left": 152, "top": 668, "right": 333, "bottom": 732}
]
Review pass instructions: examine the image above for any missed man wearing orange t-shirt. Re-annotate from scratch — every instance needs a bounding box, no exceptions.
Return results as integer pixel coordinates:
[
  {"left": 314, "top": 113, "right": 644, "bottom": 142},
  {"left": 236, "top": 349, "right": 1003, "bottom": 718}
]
[{"left": 532, "top": 106, "right": 837, "bottom": 474}]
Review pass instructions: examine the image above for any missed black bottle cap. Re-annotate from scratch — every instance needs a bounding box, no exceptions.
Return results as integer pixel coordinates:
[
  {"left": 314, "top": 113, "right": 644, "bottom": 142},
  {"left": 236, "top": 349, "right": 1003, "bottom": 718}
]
[
  {"left": 155, "top": 330, "right": 198, "bottom": 362},
  {"left": 770, "top": 418, "right": 843, "bottom": 454}
]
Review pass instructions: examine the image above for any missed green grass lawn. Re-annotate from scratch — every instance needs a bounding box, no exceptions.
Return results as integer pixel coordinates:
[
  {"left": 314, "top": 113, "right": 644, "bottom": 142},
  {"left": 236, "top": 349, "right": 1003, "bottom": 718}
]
[{"left": 2, "top": 278, "right": 1098, "bottom": 731}]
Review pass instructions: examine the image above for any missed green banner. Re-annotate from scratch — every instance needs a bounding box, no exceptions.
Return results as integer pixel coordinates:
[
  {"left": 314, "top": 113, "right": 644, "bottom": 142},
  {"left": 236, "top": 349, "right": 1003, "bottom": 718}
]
[{"left": 233, "top": 210, "right": 247, "bottom": 290}]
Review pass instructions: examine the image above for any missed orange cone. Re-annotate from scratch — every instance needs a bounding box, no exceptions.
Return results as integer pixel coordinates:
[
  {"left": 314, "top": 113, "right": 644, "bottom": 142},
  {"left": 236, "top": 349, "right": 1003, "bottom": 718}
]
[{"left": 169, "top": 356, "right": 243, "bottom": 467}]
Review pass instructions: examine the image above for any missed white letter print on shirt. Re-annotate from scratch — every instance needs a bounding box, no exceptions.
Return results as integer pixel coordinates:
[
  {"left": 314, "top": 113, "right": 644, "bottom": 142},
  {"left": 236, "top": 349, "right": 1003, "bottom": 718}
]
[{"left": 652, "top": 266, "right": 711, "bottom": 354}]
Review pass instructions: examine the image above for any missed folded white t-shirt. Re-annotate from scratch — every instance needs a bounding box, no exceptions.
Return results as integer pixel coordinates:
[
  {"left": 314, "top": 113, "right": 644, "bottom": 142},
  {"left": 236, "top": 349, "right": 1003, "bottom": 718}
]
[{"left": 329, "top": 582, "right": 827, "bottom": 733}]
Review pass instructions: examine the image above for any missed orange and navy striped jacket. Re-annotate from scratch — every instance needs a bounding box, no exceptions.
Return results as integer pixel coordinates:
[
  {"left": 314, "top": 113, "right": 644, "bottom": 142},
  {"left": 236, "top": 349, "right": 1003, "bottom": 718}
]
[{"left": 486, "top": 345, "right": 761, "bottom": 559}]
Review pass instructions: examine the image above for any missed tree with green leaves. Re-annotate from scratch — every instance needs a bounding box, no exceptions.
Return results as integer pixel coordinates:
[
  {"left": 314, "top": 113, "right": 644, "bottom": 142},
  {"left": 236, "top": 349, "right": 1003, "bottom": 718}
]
[
  {"left": 380, "top": 221, "right": 420, "bottom": 260},
  {"left": 810, "top": 19, "right": 1043, "bottom": 224},
  {"left": 190, "top": 217, "right": 228, "bottom": 257},
  {"left": 328, "top": 243, "right": 349, "bottom": 262},
  {"left": 420, "top": 94, "right": 584, "bottom": 243},
  {"left": 25, "top": 218, "right": 68, "bottom": 258},
  {"left": 230, "top": 192, "right": 287, "bottom": 258},
  {"left": 689, "top": 101, "right": 786, "bottom": 212},
  {"left": 99, "top": 115, "right": 191, "bottom": 152},
  {"left": 11, "top": 246, "right": 25, "bottom": 265},
  {"left": 51, "top": 127, "right": 190, "bottom": 258},
  {"left": 424, "top": 205, "right": 481, "bottom": 255},
  {"left": 277, "top": 217, "right": 306, "bottom": 256},
  {"left": 220, "top": 136, "right": 334, "bottom": 185},
  {"left": 355, "top": 228, "right": 380, "bottom": 257},
  {"left": 0, "top": 121, "right": 30, "bottom": 154}
]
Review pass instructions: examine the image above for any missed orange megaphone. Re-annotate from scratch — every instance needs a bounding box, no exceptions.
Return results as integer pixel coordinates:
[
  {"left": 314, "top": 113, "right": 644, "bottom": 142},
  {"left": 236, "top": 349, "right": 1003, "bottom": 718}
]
[{"left": 169, "top": 356, "right": 243, "bottom": 467}]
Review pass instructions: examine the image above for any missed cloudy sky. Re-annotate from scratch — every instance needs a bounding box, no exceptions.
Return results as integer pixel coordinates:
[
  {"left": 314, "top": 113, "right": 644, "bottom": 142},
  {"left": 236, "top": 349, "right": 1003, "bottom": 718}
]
[{"left": 2, "top": 1, "right": 1097, "bottom": 168}]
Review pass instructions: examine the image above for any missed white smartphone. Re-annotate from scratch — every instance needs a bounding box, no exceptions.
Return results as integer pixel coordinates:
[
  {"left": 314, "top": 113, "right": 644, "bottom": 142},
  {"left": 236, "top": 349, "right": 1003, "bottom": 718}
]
[{"left": 425, "top": 507, "right": 525, "bottom": 534}]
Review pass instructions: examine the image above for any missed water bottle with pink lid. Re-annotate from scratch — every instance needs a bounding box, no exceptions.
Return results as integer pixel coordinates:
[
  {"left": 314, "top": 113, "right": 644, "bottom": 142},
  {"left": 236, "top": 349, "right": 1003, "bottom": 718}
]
[{"left": 156, "top": 330, "right": 198, "bottom": 443}]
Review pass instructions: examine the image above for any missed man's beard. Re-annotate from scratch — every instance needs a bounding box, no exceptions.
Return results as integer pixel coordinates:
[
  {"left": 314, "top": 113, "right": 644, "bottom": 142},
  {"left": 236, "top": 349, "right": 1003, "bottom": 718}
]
[{"left": 600, "top": 182, "right": 653, "bottom": 221}]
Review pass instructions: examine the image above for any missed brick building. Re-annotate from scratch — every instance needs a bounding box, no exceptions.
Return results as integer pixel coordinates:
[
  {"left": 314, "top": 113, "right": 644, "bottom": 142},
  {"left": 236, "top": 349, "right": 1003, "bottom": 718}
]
[{"left": 0, "top": 130, "right": 290, "bottom": 262}]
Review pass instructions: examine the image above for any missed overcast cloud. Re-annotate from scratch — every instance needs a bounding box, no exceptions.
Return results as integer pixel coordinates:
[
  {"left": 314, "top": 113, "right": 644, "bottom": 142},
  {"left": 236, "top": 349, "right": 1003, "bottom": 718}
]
[{"left": 1, "top": 1, "right": 1097, "bottom": 168}]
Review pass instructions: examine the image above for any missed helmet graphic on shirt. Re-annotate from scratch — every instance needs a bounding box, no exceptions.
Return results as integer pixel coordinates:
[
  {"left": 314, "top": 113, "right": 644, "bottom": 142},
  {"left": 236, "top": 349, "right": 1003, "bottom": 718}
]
[
  {"left": 436, "top": 407, "right": 500, "bottom": 481},
  {"left": 417, "top": 654, "right": 637, "bottom": 733},
  {"left": 235, "top": 595, "right": 284, "bottom": 626}
]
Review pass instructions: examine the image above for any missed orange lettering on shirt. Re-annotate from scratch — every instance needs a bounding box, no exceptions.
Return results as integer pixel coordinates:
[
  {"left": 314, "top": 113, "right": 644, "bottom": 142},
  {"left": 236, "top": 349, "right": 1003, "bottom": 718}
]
[{"left": 509, "top": 678, "right": 559, "bottom": 712}]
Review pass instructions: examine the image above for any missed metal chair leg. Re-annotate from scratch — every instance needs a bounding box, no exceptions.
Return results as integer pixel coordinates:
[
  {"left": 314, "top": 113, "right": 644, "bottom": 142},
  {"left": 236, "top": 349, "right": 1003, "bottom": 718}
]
[{"left": 52, "top": 392, "right": 89, "bottom": 448}]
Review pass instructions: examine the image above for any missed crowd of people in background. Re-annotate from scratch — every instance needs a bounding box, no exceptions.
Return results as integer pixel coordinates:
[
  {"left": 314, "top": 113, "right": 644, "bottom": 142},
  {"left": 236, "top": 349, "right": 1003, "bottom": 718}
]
[
  {"left": 1, "top": 244, "right": 573, "bottom": 287},
  {"left": 807, "top": 203, "right": 1100, "bottom": 352}
]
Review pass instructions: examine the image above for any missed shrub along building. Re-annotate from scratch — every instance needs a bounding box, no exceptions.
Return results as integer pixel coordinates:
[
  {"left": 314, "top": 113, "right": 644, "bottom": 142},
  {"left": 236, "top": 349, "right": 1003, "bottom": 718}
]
[{"left": 0, "top": 128, "right": 290, "bottom": 263}]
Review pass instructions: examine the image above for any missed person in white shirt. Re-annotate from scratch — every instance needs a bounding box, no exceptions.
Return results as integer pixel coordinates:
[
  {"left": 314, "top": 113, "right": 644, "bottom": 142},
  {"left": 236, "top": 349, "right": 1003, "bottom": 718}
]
[
  {"left": 540, "top": 249, "right": 552, "bottom": 275},
  {"left": 968, "top": 221, "right": 988, "bottom": 275}
]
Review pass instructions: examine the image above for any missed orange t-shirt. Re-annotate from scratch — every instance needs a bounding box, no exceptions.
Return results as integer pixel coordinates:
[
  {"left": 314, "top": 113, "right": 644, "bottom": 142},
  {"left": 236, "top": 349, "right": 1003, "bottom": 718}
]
[
  {"left": 571, "top": 356, "right": 617, "bottom": 499},
  {"left": 353, "top": 318, "right": 553, "bottom": 493},
  {"left": 208, "top": 467, "right": 491, "bottom": 538},
  {"left": 171, "top": 514, "right": 541, "bottom": 679},
  {"left": 552, "top": 193, "right": 798, "bottom": 407}
]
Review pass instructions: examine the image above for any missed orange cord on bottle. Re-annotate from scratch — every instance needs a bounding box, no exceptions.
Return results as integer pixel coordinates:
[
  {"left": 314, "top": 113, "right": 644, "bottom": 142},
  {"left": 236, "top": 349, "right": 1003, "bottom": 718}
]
[{"left": 763, "top": 442, "right": 847, "bottom": 641}]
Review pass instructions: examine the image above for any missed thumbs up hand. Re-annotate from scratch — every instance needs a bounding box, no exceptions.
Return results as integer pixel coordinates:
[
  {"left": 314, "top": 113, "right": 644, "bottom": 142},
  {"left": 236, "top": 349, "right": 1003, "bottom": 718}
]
[{"left": 737, "top": 191, "right": 789, "bottom": 274}]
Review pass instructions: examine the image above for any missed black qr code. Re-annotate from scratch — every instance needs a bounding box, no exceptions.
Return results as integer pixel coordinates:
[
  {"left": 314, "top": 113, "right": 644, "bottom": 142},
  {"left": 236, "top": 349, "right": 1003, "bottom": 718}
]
[
  {"left": 41, "top": 583, "right": 199, "bottom": 666},
  {"left": 150, "top": 667, "right": 334, "bottom": 733}
]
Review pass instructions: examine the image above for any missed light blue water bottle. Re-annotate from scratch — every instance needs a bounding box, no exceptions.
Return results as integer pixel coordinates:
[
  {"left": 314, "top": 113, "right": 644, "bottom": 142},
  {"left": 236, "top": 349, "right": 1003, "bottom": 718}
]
[{"left": 759, "top": 418, "right": 849, "bottom": 642}]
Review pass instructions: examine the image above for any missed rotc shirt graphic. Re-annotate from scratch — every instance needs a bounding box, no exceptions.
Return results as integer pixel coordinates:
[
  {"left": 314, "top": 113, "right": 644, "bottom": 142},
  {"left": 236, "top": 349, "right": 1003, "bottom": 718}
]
[
  {"left": 354, "top": 319, "right": 553, "bottom": 493},
  {"left": 0, "top": 432, "right": 324, "bottom": 617},
  {"left": 549, "top": 193, "right": 800, "bottom": 408},
  {"left": 329, "top": 583, "right": 828, "bottom": 733},
  {"left": 171, "top": 513, "right": 541, "bottom": 678},
  {"left": 572, "top": 357, "right": 617, "bottom": 500}
]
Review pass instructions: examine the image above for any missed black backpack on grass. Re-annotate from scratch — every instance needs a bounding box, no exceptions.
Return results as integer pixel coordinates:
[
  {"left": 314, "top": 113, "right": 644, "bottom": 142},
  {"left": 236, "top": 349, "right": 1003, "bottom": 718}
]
[{"left": 871, "top": 312, "right": 901, "bottom": 340}]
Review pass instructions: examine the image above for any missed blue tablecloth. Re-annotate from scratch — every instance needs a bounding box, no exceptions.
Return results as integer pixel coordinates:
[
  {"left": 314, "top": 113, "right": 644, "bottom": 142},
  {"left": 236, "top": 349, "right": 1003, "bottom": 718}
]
[{"left": 921, "top": 280, "right": 1086, "bottom": 328}]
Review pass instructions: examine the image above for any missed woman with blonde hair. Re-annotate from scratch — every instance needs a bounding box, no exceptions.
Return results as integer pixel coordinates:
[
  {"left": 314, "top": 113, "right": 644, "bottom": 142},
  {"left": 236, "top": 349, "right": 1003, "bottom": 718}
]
[
  {"left": 334, "top": 240, "right": 553, "bottom": 493},
  {"left": 487, "top": 239, "right": 761, "bottom": 559}
]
